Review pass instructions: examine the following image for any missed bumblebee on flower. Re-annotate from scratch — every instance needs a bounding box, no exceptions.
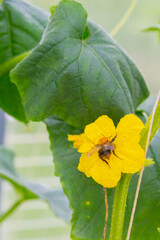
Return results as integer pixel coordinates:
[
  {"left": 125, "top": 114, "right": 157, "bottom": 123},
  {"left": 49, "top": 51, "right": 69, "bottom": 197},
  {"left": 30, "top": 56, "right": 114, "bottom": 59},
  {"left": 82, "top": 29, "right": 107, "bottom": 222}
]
[{"left": 68, "top": 114, "right": 145, "bottom": 188}]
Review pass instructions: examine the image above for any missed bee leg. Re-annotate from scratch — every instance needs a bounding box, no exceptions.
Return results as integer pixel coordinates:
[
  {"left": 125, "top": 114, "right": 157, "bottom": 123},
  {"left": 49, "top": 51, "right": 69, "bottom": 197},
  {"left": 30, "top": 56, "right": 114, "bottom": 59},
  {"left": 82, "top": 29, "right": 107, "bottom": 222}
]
[
  {"left": 111, "top": 134, "right": 117, "bottom": 143},
  {"left": 113, "top": 150, "right": 123, "bottom": 160},
  {"left": 100, "top": 156, "right": 111, "bottom": 168}
]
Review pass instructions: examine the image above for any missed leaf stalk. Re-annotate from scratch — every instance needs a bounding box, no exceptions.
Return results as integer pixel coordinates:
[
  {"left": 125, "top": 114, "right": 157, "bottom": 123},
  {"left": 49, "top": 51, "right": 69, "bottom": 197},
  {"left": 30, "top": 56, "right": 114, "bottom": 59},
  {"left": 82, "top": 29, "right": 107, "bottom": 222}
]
[{"left": 109, "top": 174, "right": 131, "bottom": 240}]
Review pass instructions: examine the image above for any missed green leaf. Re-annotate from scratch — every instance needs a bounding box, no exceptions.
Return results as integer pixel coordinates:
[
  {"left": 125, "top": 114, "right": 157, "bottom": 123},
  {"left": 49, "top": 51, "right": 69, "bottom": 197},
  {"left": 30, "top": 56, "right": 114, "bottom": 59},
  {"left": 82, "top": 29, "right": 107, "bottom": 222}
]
[
  {"left": 123, "top": 132, "right": 160, "bottom": 239},
  {"left": 0, "top": 0, "right": 49, "bottom": 63},
  {"left": 143, "top": 21, "right": 160, "bottom": 42},
  {"left": 0, "top": 0, "right": 49, "bottom": 122},
  {"left": 50, "top": 5, "right": 56, "bottom": 18},
  {"left": 45, "top": 115, "right": 115, "bottom": 240},
  {"left": 0, "top": 146, "right": 70, "bottom": 222},
  {"left": 0, "top": 53, "right": 29, "bottom": 122},
  {"left": 144, "top": 158, "right": 154, "bottom": 167},
  {"left": 143, "top": 24, "right": 160, "bottom": 32},
  {"left": 11, "top": 0, "right": 149, "bottom": 127},
  {"left": 140, "top": 97, "right": 160, "bottom": 149}
]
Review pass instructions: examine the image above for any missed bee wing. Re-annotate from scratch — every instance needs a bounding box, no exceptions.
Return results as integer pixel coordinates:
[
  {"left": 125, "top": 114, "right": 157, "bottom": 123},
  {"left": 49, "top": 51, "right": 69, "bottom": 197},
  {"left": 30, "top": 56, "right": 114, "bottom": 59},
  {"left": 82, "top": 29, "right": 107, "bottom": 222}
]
[{"left": 87, "top": 145, "right": 100, "bottom": 157}]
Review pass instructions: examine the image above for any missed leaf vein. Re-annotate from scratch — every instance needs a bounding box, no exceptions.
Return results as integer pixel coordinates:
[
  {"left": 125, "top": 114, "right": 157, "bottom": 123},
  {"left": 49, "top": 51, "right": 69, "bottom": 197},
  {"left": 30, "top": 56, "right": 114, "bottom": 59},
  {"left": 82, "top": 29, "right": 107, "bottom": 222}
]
[{"left": 84, "top": 42, "right": 134, "bottom": 112}]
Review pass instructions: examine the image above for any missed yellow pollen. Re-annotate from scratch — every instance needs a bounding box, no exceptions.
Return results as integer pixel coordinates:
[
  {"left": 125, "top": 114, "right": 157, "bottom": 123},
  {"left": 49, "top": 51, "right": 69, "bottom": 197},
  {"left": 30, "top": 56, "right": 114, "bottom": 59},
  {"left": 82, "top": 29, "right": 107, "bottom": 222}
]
[{"left": 86, "top": 201, "right": 90, "bottom": 205}]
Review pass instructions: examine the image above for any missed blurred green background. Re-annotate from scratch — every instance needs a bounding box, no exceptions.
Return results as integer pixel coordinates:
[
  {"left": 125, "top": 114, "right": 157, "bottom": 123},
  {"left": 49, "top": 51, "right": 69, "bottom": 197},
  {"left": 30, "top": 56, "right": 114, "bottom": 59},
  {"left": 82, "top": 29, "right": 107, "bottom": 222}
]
[{"left": 1, "top": 0, "right": 160, "bottom": 240}]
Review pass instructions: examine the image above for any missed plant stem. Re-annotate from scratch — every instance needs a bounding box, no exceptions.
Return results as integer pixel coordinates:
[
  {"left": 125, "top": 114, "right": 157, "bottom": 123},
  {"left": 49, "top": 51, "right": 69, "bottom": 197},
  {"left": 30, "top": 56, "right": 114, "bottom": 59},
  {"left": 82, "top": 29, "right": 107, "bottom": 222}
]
[
  {"left": 110, "top": 0, "right": 138, "bottom": 37},
  {"left": 102, "top": 187, "right": 108, "bottom": 240},
  {"left": 0, "top": 199, "right": 24, "bottom": 223},
  {"left": 109, "top": 174, "right": 132, "bottom": 240},
  {"left": 126, "top": 90, "right": 160, "bottom": 240}
]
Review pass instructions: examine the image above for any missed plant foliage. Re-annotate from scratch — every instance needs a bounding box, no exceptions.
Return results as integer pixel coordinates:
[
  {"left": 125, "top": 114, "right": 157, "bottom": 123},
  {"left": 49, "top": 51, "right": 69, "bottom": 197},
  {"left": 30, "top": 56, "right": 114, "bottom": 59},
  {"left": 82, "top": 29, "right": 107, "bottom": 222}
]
[
  {"left": 0, "top": 0, "right": 49, "bottom": 122},
  {"left": 0, "top": 0, "right": 159, "bottom": 239},
  {"left": 11, "top": 0, "right": 149, "bottom": 127}
]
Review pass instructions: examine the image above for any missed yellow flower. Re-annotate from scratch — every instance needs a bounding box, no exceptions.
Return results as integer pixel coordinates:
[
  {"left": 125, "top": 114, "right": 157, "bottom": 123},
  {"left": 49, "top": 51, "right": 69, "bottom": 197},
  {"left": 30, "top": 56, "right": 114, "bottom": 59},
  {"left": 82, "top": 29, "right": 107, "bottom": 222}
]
[{"left": 68, "top": 114, "right": 145, "bottom": 188}]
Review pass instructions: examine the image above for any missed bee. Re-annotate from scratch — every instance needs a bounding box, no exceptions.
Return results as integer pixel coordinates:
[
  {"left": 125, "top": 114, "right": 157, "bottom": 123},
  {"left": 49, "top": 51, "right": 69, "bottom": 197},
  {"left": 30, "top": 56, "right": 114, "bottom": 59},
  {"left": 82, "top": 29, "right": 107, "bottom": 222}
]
[{"left": 87, "top": 135, "right": 120, "bottom": 167}]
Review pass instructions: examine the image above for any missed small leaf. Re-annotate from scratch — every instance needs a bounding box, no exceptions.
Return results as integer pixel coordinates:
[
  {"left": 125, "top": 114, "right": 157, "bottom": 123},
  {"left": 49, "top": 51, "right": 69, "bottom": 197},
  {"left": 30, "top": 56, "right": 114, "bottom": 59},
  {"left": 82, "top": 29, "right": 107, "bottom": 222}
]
[
  {"left": 11, "top": 0, "right": 149, "bottom": 127},
  {"left": 50, "top": 5, "right": 56, "bottom": 18},
  {"left": 0, "top": 0, "right": 49, "bottom": 121},
  {"left": 143, "top": 24, "right": 160, "bottom": 32},
  {"left": 0, "top": 146, "right": 70, "bottom": 222},
  {"left": 143, "top": 21, "right": 160, "bottom": 42},
  {"left": 144, "top": 158, "right": 154, "bottom": 167}
]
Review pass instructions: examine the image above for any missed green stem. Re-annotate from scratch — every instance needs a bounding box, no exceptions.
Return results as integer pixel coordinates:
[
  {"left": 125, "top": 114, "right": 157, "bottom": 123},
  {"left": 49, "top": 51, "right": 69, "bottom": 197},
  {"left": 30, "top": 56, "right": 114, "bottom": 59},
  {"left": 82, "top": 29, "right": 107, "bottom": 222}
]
[
  {"left": 109, "top": 174, "right": 132, "bottom": 240},
  {"left": 0, "top": 51, "right": 31, "bottom": 77},
  {"left": 110, "top": 0, "right": 138, "bottom": 37},
  {"left": 0, "top": 199, "right": 24, "bottom": 223}
]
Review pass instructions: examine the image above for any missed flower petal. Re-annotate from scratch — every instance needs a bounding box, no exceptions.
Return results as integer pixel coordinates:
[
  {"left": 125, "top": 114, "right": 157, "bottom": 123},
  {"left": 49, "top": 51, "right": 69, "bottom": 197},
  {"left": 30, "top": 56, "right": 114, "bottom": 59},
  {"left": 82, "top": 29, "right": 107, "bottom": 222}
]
[
  {"left": 90, "top": 154, "right": 122, "bottom": 188},
  {"left": 68, "top": 134, "right": 94, "bottom": 153},
  {"left": 115, "top": 114, "right": 145, "bottom": 144},
  {"left": 84, "top": 115, "right": 116, "bottom": 144},
  {"left": 78, "top": 135, "right": 94, "bottom": 153},
  {"left": 115, "top": 143, "right": 145, "bottom": 173},
  {"left": 78, "top": 152, "right": 122, "bottom": 188},
  {"left": 114, "top": 114, "right": 145, "bottom": 173},
  {"left": 68, "top": 134, "right": 85, "bottom": 148},
  {"left": 78, "top": 152, "right": 99, "bottom": 177}
]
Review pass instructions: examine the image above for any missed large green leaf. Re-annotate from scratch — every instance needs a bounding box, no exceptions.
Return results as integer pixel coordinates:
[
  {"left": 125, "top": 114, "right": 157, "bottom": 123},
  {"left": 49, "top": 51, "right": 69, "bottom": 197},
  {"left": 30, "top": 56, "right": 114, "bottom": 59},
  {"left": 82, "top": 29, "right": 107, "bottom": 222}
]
[
  {"left": 123, "top": 132, "right": 160, "bottom": 240},
  {"left": 0, "top": 0, "right": 49, "bottom": 122},
  {"left": 45, "top": 116, "right": 115, "bottom": 240},
  {"left": 0, "top": 146, "right": 70, "bottom": 222},
  {"left": 11, "top": 0, "right": 149, "bottom": 127}
]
